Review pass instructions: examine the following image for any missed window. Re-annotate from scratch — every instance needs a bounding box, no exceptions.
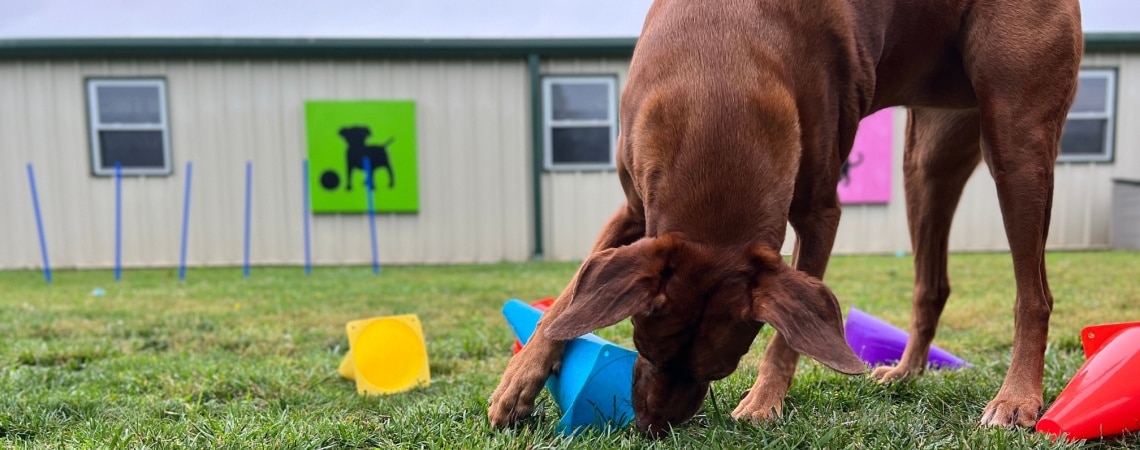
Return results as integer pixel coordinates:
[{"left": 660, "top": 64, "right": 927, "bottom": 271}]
[
  {"left": 86, "top": 78, "right": 172, "bottom": 175},
  {"left": 542, "top": 76, "right": 618, "bottom": 170},
  {"left": 1060, "top": 69, "right": 1116, "bottom": 162}
]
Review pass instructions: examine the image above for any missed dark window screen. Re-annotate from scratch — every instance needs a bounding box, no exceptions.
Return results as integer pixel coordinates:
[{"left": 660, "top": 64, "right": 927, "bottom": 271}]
[
  {"left": 551, "top": 126, "right": 611, "bottom": 164},
  {"left": 99, "top": 130, "right": 166, "bottom": 169}
]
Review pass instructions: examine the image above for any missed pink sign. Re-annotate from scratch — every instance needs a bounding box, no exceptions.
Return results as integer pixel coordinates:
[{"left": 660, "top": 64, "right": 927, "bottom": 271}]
[{"left": 838, "top": 108, "right": 894, "bottom": 204}]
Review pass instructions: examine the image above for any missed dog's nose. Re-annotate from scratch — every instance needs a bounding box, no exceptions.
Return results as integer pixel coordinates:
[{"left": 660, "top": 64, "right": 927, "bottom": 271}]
[
  {"left": 634, "top": 414, "right": 673, "bottom": 438},
  {"left": 631, "top": 386, "right": 708, "bottom": 437}
]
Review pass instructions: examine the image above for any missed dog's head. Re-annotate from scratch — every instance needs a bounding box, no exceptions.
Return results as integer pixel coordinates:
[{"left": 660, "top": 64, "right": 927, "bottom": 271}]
[
  {"left": 339, "top": 126, "right": 371, "bottom": 144},
  {"left": 543, "top": 234, "right": 865, "bottom": 435}
]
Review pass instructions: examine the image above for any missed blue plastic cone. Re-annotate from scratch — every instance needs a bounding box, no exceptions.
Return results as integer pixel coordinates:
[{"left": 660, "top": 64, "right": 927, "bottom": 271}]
[
  {"left": 844, "top": 307, "right": 970, "bottom": 369},
  {"left": 503, "top": 299, "right": 637, "bottom": 434}
]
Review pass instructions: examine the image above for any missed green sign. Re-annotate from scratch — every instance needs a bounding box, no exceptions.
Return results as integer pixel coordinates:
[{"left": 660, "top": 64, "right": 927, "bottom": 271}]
[{"left": 305, "top": 101, "right": 418, "bottom": 213}]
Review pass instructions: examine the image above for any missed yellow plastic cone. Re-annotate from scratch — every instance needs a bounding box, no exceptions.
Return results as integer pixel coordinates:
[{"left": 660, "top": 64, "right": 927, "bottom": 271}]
[
  {"left": 337, "top": 350, "right": 356, "bottom": 380},
  {"left": 338, "top": 314, "right": 430, "bottom": 395}
]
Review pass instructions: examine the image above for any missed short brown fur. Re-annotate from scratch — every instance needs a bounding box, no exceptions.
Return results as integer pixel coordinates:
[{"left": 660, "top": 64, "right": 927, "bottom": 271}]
[{"left": 489, "top": 0, "right": 1082, "bottom": 435}]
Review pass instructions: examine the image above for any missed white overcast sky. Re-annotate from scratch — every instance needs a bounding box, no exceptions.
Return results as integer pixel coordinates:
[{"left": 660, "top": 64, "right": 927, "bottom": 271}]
[{"left": 0, "top": 0, "right": 1135, "bottom": 39}]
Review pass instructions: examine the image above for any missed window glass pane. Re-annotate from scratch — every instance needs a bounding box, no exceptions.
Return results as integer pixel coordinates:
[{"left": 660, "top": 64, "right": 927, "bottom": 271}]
[
  {"left": 97, "top": 85, "right": 162, "bottom": 124},
  {"left": 1070, "top": 76, "right": 1108, "bottom": 114},
  {"left": 551, "top": 126, "right": 611, "bottom": 164},
  {"left": 1060, "top": 119, "right": 1107, "bottom": 156},
  {"left": 552, "top": 82, "right": 609, "bottom": 121},
  {"left": 99, "top": 130, "right": 166, "bottom": 169}
]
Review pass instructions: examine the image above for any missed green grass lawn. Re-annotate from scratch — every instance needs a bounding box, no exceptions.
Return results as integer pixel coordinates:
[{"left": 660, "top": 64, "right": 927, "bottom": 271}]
[{"left": 1, "top": 251, "right": 1138, "bottom": 449}]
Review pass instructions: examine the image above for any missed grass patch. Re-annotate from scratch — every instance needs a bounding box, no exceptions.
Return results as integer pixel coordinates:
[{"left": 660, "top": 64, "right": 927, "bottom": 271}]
[{"left": 1, "top": 251, "right": 1138, "bottom": 448}]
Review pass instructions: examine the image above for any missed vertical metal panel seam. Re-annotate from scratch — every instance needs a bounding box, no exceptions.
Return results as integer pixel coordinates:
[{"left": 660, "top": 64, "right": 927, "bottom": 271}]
[{"left": 528, "top": 53, "right": 544, "bottom": 260}]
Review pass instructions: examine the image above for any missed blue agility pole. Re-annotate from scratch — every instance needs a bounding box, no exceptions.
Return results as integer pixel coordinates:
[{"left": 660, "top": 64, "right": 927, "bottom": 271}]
[
  {"left": 243, "top": 161, "right": 252, "bottom": 278},
  {"left": 302, "top": 159, "right": 312, "bottom": 276},
  {"left": 178, "top": 161, "right": 193, "bottom": 281},
  {"left": 26, "top": 164, "right": 51, "bottom": 283},
  {"left": 363, "top": 157, "right": 380, "bottom": 274},
  {"left": 114, "top": 162, "right": 123, "bottom": 281}
]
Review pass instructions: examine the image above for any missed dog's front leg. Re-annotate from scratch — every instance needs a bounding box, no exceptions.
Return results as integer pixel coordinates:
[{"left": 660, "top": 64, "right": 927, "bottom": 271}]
[
  {"left": 732, "top": 331, "right": 799, "bottom": 423},
  {"left": 487, "top": 320, "right": 567, "bottom": 427},
  {"left": 489, "top": 203, "right": 646, "bottom": 428},
  {"left": 734, "top": 200, "right": 842, "bottom": 423}
]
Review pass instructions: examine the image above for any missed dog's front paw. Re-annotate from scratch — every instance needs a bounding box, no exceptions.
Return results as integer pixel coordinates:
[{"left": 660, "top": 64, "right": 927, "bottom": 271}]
[
  {"left": 869, "top": 365, "right": 922, "bottom": 383},
  {"left": 980, "top": 392, "right": 1041, "bottom": 428},
  {"left": 487, "top": 346, "right": 560, "bottom": 429},
  {"left": 731, "top": 389, "right": 783, "bottom": 425},
  {"left": 487, "top": 370, "right": 546, "bottom": 428}
]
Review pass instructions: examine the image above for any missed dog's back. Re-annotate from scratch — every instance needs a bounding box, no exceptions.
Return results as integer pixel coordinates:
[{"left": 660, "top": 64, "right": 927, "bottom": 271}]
[{"left": 621, "top": 0, "right": 811, "bottom": 249}]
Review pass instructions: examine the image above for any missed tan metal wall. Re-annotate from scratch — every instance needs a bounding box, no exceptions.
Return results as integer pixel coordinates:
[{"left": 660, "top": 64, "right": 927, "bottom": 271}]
[
  {"left": 0, "top": 58, "right": 532, "bottom": 269},
  {"left": 1, "top": 52, "right": 1136, "bottom": 270},
  {"left": 835, "top": 52, "right": 1140, "bottom": 254},
  {"left": 539, "top": 52, "right": 1140, "bottom": 261}
]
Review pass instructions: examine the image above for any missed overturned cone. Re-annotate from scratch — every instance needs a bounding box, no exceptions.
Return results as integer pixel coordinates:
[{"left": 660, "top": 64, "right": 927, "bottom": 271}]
[
  {"left": 338, "top": 314, "right": 431, "bottom": 395},
  {"left": 844, "top": 307, "right": 970, "bottom": 369},
  {"left": 503, "top": 299, "right": 637, "bottom": 434},
  {"left": 1037, "top": 322, "right": 1140, "bottom": 441}
]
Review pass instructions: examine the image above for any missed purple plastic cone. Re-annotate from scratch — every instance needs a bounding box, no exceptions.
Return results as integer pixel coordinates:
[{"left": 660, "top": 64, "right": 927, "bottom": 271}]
[{"left": 844, "top": 307, "right": 970, "bottom": 369}]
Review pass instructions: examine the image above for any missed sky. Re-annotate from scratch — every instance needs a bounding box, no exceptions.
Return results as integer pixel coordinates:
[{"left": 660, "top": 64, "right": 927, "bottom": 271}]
[
  {"left": 0, "top": 0, "right": 654, "bottom": 39},
  {"left": 0, "top": 0, "right": 1135, "bottom": 40}
]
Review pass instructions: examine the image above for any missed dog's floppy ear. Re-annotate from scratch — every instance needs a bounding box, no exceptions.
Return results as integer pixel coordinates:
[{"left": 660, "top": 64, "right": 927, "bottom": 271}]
[
  {"left": 750, "top": 248, "right": 866, "bottom": 375},
  {"left": 543, "top": 237, "right": 675, "bottom": 340}
]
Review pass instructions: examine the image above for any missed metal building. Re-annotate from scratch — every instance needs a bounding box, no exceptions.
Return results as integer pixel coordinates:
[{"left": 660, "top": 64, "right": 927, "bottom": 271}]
[{"left": 1, "top": 1, "right": 1137, "bottom": 270}]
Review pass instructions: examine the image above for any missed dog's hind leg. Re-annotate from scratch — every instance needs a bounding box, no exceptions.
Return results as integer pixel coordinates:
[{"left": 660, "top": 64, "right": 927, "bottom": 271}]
[
  {"left": 961, "top": 0, "right": 1081, "bottom": 428},
  {"left": 488, "top": 201, "right": 645, "bottom": 428},
  {"left": 870, "top": 108, "right": 981, "bottom": 383}
]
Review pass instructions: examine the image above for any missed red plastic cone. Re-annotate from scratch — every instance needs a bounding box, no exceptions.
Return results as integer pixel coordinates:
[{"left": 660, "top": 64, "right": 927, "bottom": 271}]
[
  {"left": 1037, "top": 322, "right": 1140, "bottom": 441},
  {"left": 511, "top": 298, "right": 554, "bottom": 354}
]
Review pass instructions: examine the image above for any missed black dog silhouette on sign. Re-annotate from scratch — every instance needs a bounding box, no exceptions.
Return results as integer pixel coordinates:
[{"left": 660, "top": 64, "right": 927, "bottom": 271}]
[
  {"left": 840, "top": 152, "right": 863, "bottom": 186},
  {"left": 340, "top": 126, "right": 395, "bottom": 190}
]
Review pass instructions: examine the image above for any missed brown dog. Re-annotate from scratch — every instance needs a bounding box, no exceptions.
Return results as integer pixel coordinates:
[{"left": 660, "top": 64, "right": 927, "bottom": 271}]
[{"left": 489, "top": 0, "right": 1082, "bottom": 435}]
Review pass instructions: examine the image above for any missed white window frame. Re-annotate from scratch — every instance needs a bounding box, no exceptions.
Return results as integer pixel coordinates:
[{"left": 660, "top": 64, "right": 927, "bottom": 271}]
[
  {"left": 1059, "top": 69, "right": 1116, "bottom": 163},
  {"left": 542, "top": 75, "right": 618, "bottom": 171},
  {"left": 86, "top": 78, "right": 173, "bottom": 176}
]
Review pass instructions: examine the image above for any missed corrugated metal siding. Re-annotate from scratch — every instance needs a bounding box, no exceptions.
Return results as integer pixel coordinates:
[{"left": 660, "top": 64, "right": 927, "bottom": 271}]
[
  {"left": 2, "top": 50, "right": 1137, "bottom": 271},
  {"left": 0, "top": 58, "right": 531, "bottom": 269},
  {"left": 801, "top": 50, "right": 1140, "bottom": 253},
  {"left": 830, "top": 108, "right": 1016, "bottom": 254},
  {"left": 1112, "top": 181, "right": 1140, "bottom": 249},
  {"left": 539, "top": 58, "right": 630, "bottom": 261},
  {"left": 540, "top": 52, "right": 1140, "bottom": 259},
  {"left": 1098, "top": 52, "right": 1140, "bottom": 249}
]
